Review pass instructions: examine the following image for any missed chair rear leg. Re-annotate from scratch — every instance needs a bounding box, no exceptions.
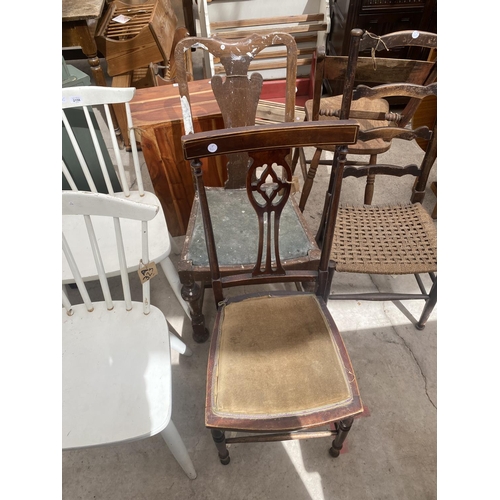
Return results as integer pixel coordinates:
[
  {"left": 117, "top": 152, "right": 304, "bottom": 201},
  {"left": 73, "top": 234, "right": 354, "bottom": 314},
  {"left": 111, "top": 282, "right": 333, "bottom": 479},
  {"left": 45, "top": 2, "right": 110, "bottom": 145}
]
[
  {"left": 211, "top": 429, "right": 230, "bottom": 465},
  {"left": 416, "top": 278, "right": 437, "bottom": 330},
  {"left": 181, "top": 278, "right": 209, "bottom": 343},
  {"left": 329, "top": 417, "right": 354, "bottom": 458},
  {"left": 299, "top": 148, "right": 323, "bottom": 212},
  {"left": 160, "top": 421, "right": 197, "bottom": 479}
]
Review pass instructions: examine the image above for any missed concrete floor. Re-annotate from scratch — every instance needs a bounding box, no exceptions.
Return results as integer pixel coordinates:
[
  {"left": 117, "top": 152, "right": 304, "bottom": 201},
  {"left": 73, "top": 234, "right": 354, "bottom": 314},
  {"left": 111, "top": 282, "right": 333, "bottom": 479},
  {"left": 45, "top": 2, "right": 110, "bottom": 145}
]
[{"left": 61, "top": 3, "right": 439, "bottom": 499}]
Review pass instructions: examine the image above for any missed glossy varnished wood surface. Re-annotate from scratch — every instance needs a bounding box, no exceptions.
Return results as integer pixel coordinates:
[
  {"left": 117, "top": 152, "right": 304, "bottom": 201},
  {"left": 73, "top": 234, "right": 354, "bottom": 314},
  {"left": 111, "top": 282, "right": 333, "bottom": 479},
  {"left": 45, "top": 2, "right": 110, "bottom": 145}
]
[{"left": 130, "top": 81, "right": 226, "bottom": 236}]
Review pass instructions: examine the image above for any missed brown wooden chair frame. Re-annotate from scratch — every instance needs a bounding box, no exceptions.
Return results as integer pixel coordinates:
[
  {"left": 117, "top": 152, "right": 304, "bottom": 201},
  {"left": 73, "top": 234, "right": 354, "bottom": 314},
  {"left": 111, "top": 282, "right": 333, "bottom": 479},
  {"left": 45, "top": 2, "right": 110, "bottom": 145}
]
[
  {"left": 315, "top": 29, "right": 437, "bottom": 330},
  {"left": 174, "top": 33, "right": 304, "bottom": 343},
  {"left": 294, "top": 29, "right": 437, "bottom": 212},
  {"left": 181, "top": 119, "right": 363, "bottom": 463}
]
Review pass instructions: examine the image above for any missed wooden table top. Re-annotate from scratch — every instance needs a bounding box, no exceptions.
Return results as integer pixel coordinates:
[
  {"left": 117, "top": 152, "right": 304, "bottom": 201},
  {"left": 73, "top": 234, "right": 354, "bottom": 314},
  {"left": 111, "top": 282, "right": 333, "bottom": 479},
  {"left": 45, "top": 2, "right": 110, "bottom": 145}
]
[
  {"left": 62, "top": 0, "right": 106, "bottom": 22},
  {"left": 130, "top": 80, "right": 222, "bottom": 130}
]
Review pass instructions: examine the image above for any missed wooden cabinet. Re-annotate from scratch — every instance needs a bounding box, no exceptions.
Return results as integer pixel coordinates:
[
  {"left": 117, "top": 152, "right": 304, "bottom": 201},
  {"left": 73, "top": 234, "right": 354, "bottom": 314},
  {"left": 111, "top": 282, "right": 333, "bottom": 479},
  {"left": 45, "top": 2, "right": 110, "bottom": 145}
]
[{"left": 328, "top": 0, "right": 437, "bottom": 58}]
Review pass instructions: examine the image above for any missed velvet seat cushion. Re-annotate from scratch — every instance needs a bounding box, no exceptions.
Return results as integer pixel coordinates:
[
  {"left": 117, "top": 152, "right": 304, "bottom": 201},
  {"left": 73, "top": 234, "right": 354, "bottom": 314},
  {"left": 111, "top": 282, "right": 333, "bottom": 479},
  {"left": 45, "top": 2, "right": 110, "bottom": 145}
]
[{"left": 210, "top": 294, "right": 353, "bottom": 418}]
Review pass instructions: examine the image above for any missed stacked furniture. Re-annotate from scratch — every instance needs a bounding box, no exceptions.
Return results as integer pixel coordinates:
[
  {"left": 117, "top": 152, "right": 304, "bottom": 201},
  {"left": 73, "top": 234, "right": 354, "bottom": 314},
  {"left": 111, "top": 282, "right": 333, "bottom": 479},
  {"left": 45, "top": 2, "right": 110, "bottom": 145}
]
[{"left": 94, "top": 0, "right": 180, "bottom": 148}]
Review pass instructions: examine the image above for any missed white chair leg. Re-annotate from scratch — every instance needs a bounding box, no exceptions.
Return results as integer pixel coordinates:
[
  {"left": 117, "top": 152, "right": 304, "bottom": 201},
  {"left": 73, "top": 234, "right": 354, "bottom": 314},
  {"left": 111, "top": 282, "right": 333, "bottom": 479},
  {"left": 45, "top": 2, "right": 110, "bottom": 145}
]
[
  {"left": 169, "top": 233, "right": 180, "bottom": 255},
  {"left": 159, "top": 257, "right": 192, "bottom": 319},
  {"left": 160, "top": 420, "right": 197, "bottom": 479},
  {"left": 169, "top": 332, "right": 193, "bottom": 356}
]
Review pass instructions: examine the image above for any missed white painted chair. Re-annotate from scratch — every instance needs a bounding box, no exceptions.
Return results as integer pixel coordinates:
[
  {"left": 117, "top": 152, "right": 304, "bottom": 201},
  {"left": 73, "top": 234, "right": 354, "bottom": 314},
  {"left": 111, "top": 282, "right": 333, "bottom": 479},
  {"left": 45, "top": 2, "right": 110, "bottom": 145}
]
[
  {"left": 62, "top": 191, "right": 197, "bottom": 480},
  {"left": 62, "top": 86, "right": 191, "bottom": 319}
]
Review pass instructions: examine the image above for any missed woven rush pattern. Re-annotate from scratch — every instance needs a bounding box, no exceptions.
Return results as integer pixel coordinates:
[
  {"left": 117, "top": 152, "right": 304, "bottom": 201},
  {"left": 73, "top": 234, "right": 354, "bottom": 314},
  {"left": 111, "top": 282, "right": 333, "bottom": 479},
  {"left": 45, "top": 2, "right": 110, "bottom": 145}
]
[{"left": 331, "top": 203, "right": 437, "bottom": 275}]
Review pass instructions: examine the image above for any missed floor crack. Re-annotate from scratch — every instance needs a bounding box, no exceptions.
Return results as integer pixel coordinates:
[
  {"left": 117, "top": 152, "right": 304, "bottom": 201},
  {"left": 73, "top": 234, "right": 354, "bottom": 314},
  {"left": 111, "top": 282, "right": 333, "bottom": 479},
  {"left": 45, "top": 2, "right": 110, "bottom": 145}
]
[
  {"left": 393, "top": 328, "right": 437, "bottom": 410},
  {"left": 368, "top": 274, "right": 437, "bottom": 410}
]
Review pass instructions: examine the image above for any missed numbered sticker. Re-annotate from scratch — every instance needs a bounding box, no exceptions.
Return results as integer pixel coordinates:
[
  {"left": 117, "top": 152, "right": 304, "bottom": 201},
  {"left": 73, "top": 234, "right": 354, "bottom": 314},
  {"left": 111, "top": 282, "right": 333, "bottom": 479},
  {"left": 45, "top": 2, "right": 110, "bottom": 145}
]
[
  {"left": 208, "top": 143, "right": 218, "bottom": 153},
  {"left": 412, "top": 31, "right": 420, "bottom": 39}
]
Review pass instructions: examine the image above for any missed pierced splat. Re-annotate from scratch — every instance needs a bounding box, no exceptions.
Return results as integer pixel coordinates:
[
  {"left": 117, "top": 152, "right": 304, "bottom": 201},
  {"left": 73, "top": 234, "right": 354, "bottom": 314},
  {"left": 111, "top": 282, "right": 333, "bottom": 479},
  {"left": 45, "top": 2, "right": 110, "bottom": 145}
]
[
  {"left": 247, "top": 149, "right": 292, "bottom": 276},
  {"left": 174, "top": 33, "right": 298, "bottom": 188}
]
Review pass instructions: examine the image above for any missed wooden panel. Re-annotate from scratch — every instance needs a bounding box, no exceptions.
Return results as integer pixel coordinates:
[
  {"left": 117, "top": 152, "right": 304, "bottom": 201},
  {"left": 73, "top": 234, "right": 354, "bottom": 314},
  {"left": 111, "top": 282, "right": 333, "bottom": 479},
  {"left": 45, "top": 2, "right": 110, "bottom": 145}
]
[
  {"left": 198, "top": 0, "right": 330, "bottom": 80},
  {"left": 95, "top": 0, "right": 177, "bottom": 77},
  {"left": 130, "top": 81, "right": 227, "bottom": 235}
]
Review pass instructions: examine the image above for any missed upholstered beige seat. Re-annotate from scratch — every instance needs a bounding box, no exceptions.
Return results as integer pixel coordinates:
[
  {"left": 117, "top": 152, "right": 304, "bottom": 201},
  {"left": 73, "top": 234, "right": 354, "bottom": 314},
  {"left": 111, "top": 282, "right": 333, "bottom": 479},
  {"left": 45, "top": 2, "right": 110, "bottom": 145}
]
[{"left": 210, "top": 294, "right": 353, "bottom": 423}]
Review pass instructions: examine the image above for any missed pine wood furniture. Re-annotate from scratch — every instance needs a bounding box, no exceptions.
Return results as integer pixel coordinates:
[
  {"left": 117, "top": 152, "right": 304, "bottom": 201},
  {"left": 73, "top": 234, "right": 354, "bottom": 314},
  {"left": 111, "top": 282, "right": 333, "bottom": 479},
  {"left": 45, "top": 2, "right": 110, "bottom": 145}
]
[
  {"left": 94, "top": 0, "right": 177, "bottom": 77},
  {"left": 62, "top": 0, "right": 108, "bottom": 87},
  {"left": 195, "top": 0, "right": 330, "bottom": 81}
]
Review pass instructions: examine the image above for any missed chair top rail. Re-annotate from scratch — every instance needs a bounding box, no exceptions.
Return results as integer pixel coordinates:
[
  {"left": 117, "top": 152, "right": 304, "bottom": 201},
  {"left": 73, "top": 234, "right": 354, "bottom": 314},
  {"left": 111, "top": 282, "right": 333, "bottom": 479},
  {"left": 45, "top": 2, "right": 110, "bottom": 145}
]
[
  {"left": 182, "top": 120, "right": 359, "bottom": 160},
  {"left": 359, "top": 30, "right": 437, "bottom": 52},
  {"left": 62, "top": 86, "right": 135, "bottom": 109},
  {"left": 62, "top": 192, "right": 159, "bottom": 313},
  {"left": 353, "top": 82, "right": 437, "bottom": 101},
  {"left": 62, "top": 191, "right": 158, "bottom": 220}
]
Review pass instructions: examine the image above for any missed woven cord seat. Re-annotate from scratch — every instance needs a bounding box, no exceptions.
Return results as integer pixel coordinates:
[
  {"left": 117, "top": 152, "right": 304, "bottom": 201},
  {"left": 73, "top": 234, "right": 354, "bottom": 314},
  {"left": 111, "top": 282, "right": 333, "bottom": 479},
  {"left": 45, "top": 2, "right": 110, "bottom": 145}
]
[{"left": 331, "top": 203, "right": 437, "bottom": 275}]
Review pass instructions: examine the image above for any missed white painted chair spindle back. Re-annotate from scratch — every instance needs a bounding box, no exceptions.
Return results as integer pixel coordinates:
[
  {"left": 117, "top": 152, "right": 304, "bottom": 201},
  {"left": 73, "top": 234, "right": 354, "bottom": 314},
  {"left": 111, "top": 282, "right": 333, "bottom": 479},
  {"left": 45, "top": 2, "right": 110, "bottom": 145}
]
[
  {"left": 62, "top": 191, "right": 159, "bottom": 316},
  {"left": 62, "top": 86, "right": 144, "bottom": 197}
]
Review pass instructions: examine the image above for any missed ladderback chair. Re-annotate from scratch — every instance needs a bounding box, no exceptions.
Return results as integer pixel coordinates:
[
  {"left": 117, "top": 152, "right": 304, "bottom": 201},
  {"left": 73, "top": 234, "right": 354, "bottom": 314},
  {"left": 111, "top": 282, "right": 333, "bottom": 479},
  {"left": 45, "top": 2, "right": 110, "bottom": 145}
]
[
  {"left": 62, "top": 86, "right": 191, "bottom": 320},
  {"left": 62, "top": 191, "right": 196, "bottom": 479},
  {"left": 181, "top": 119, "right": 362, "bottom": 464},
  {"left": 314, "top": 30, "right": 438, "bottom": 330},
  {"left": 174, "top": 33, "right": 313, "bottom": 343},
  {"left": 295, "top": 28, "right": 437, "bottom": 211}
]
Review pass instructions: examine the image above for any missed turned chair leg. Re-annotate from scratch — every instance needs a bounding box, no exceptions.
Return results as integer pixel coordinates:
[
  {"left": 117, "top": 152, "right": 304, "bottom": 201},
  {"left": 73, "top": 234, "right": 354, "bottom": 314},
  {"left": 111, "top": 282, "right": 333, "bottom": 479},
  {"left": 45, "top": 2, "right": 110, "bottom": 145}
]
[
  {"left": 299, "top": 148, "right": 323, "bottom": 212},
  {"left": 329, "top": 417, "right": 354, "bottom": 458},
  {"left": 363, "top": 154, "right": 378, "bottom": 205},
  {"left": 211, "top": 429, "right": 230, "bottom": 465},
  {"left": 181, "top": 279, "right": 209, "bottom": 343}
]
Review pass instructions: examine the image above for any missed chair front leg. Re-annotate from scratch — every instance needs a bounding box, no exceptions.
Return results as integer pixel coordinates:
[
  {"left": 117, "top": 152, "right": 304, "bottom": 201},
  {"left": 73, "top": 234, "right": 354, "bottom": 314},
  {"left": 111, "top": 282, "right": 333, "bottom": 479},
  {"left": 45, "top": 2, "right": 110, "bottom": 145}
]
[
  {"left": 363, "top": 154, "right": 378, "bottom": 205},
  {"left": 329, "top": 417, "right": 354, "bottom": 458},
  {"left": 211, "top": 429, "right": 230, "bottom": 465}
]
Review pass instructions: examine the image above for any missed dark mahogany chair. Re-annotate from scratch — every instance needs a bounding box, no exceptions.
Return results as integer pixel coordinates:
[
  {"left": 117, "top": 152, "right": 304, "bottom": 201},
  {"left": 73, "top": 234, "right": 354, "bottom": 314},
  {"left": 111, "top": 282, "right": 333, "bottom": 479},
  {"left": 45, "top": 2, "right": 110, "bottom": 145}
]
[
  {"left": 294, "top": 28, "right": 437, "bottom": 212},
  {"left": 173, "top": 33, "right": 310, "bottom": 343},
  {"left": 181, "top": 119, "right": 363, "bottom": 463},
  {"left": 314, "top": 29, "right": 438, "bottom": 330}
]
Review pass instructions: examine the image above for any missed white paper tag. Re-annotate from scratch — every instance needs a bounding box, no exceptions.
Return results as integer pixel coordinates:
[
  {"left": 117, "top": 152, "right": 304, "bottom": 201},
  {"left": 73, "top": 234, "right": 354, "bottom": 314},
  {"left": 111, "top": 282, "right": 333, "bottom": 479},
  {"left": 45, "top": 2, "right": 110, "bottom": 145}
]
[
  {"left": 208, "top": 143, "right": 218, "bottom": 153},
  {"left": 412, "top": 31, "right": 420, "bottom": 39},
  {"left": 112, "top": 14, "right": 131, "bottom": 24}
]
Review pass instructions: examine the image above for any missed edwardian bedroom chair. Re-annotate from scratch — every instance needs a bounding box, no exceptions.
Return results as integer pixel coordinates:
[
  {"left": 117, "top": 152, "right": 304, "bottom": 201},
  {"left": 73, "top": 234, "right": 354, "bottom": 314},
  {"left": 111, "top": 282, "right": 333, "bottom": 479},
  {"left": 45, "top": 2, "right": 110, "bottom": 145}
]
[{"left": 180, "top": 119, "right": 363, "bottom": 463}]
